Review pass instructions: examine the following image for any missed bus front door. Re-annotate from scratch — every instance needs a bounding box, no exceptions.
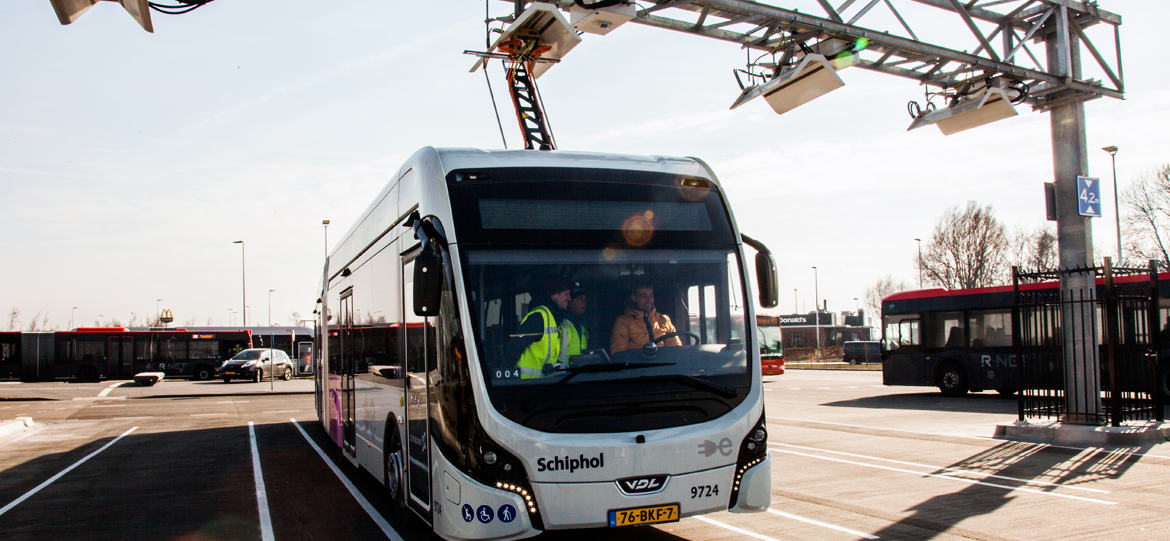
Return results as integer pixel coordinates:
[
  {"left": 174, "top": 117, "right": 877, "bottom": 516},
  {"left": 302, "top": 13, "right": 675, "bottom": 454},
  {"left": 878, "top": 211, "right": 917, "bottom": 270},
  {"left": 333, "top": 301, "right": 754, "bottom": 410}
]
[
  {"left": 340, "top": 291, "right": 357, "bottom": 455},
  {"left": 403, "top": 256, "right": 431, "bottom": 515},
  {"left": 106, "top": 337, "right": 134, "bottom": 379}
]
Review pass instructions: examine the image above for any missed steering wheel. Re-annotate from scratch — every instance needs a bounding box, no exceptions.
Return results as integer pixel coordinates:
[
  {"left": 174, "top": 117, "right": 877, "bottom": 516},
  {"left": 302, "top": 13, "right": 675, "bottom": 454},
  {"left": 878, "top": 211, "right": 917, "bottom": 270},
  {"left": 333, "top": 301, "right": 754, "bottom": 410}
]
[{"left": 653, "top": 331, "right": 700, "bottom": 345}]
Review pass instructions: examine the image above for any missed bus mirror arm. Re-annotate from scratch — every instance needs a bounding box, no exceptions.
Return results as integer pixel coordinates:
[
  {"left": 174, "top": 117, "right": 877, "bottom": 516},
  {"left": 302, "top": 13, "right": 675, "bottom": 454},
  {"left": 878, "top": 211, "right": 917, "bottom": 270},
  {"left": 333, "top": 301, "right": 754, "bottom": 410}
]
[{"left": 741, "top": 234, "right": 779, "bottom": 309}]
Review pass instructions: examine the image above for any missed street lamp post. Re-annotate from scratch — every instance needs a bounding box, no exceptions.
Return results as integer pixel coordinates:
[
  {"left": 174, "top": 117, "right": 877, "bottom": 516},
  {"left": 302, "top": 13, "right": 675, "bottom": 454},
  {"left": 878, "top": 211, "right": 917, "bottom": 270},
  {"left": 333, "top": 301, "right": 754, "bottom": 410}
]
[
  {"left": 812, "top": 266, "right": 820, "bottom": 360},
  {"left": 323, "top": 220, "right": 330, "bottom": 259},
  {"left": 793, "top": 289, "right": 798, "bottom": 313},
  {"left": 233, "top": 241, "right": 246, "bottom": 327},
  {"left": 269, "top": 289, "right": 275, "bottom": 326},
  {"left": 1103, "top": 145, "right": 1121, "bottom": 263},
  {"left": 156, "top": 299, "right": 163, "bottom": 327},
  {"left": 914, "top": 238, "right": 923, "bottom": 288}
]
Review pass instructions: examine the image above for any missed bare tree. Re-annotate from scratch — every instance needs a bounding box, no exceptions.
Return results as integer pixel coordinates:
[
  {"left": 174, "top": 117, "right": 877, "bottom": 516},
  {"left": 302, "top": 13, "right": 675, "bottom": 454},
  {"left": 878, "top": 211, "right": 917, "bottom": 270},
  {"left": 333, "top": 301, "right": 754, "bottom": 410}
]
[
  {"left": 864, "top": 275, "right": 910, "bottom": 323},
  {"left": 1008, "top": 225, "right": 1058, "bottom": 273},
  {"left": 1121, "top": 164, "right": 1170, "bottom": 269},
  {"left": 26, "top": 310, "right": 45, "bottom": 331},
  {"left": 288, "top": 311, "right": 303, "bottom": 326},
  {"left": 206, "top": 318, "right": 215, "bottom": 326},
  {"left": 109, "top": 318, "right": 123, "bottom": 327},
  {"left": 6, "top": 307, "right": 19, "bottom": 331},
  {"left": 917, "top": 201, "right": 1009, "bottom": 289},
  {"left": 184, "top": 317, "right": 197, "bottom": 326}
]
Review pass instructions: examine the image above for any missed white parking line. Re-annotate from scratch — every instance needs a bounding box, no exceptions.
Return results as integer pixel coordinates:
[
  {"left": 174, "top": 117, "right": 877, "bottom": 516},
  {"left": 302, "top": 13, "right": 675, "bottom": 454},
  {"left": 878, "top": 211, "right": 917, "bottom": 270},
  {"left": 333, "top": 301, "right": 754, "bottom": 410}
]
[
  {"left": 97, "top": 382, "right": 128, "bottom": 397},
  {"left": 693, "top": 516, "right": 782, "bottom": 541},
  {"left": 768, "top": 416, "right": 997, "bottom": 441},
  {"left": 0, "top": 426, "right": 137, "bottom": 516},
  {"left": 249, "top": 422, "right": 275, "bottom": 541},
  {"left": 290, "top": 419, "right": 403, "bottom": 541},
  {"left": 774, "top": 443, "right": 1109, "bottom": 494},
  {"left": 768, "top": 508, "right": 879, "bottom": 539},
  {"left": 770, "top": 446, "right": 1117, "bottom": 505}
]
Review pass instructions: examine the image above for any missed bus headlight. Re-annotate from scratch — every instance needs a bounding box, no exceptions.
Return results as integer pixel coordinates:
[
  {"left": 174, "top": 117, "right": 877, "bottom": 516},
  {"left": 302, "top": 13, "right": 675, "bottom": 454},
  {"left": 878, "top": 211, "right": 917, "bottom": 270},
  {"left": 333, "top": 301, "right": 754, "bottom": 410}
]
[{"left": 729, "top": 409, "right": 768, "bottom": 509}]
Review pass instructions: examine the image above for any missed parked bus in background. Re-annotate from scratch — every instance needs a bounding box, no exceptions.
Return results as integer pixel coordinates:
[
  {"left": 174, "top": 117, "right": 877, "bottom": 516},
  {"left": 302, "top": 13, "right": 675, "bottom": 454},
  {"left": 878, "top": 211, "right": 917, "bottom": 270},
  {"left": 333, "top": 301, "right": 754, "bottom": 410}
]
[
  {"left": 184, "top": 326, "right": 314, "bottom": 376},
  {"left": 13, "top": 328, "right": 253, "bottom": 382},
  {"left": 755, "top": 315, "right": 784, "bottom": 375},
  {"left": 881, "top": 276, "right": 1170, "bottom": 396},
  {"left": 315, "top": 147, "right": 778, "bottom": 540},
  {"left": 0, "top": 332, "right": 19, "bottom": 380}
]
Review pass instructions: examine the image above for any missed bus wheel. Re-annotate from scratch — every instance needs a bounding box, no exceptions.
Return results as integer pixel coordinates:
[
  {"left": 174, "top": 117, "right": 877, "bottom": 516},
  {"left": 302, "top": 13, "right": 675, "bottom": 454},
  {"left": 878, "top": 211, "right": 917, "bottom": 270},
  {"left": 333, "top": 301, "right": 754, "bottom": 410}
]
[
  {"left": 193, "top": 365, "right": 213, "bottom": 381},
  {"left": 1159, "top": 365, "right": 1170, "bottom": 401},
  {"left": 384, "top": 420, "right": 407, "bottom": 519},
  {"left": 937, "top": 363, "right": 968, "bottom": 397},
  {"left": 77, "top": 366, "right": 99, "bottom": 383}
]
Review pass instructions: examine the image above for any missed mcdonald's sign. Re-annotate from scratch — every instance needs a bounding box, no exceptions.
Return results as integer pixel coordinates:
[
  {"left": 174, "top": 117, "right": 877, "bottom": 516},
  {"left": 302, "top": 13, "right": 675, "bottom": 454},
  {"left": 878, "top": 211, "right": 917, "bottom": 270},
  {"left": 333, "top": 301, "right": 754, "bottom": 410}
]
[{"left": 160, "top": 309, "right": 174, "bottom": 324}]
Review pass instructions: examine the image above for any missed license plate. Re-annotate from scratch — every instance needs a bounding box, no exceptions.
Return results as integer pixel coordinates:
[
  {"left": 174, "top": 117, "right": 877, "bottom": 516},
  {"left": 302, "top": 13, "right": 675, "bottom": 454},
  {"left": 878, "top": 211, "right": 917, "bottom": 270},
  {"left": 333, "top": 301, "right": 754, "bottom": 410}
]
[
  {"left": 225, "top": 372, "right": 236, "bottom": 375},
  {"left": 608, "top": 504, "right": 680, "bottom": 527}
]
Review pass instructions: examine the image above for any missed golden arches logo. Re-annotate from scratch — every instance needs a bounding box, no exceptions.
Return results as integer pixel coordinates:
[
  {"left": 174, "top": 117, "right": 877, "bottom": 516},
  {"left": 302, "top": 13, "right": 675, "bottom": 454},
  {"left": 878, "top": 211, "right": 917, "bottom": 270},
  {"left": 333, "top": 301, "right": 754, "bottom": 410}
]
[{"left": 160, "top": 309, "right": 174, "bottom": 323}]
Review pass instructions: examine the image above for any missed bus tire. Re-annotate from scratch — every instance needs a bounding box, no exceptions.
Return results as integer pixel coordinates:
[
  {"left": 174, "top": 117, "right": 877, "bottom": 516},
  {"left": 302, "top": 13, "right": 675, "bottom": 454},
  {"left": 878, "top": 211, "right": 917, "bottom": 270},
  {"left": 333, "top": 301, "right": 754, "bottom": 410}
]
[
  {"left": 1159, "top": 364, "right": 1170, "bottom": 401},
  {"left": 192, "top": 365, "right": 213, "bottom": 381},
  {"left": 384, "top": 419, "right": 407, "bottom": 519},
  {"left": 77, "top": 366, "right": 99, "bottom": 383},
  {"left": 937, "top": 362, "right": 968, "bottom": 397}
]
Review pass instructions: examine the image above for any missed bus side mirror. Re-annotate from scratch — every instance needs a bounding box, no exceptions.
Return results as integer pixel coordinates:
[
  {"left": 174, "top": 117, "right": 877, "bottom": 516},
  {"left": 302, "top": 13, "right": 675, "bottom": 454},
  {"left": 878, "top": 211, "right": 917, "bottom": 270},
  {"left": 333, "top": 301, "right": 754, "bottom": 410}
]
[
  {"left": 413, "top": 248, "right": 443, "bottom": 317},
  {"left": 741, "top": 234, "right": 778, "bottom": 309},
  {"left": 754, "top": 251, "right": 779, "bottom": 309}
]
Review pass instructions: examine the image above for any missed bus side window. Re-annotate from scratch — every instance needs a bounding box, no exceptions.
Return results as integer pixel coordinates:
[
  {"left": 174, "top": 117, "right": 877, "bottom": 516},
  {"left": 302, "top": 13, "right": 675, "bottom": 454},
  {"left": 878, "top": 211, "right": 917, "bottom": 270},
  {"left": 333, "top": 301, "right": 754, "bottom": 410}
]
[
  {"left": 884, "top": 317, "right": 921, "bottom": 352},
  {"left": 969, "top": 310, "right": 1012, "bottom": 347},
  {"left": 924, "top": 311, "right": 962, "bottom": 349}
]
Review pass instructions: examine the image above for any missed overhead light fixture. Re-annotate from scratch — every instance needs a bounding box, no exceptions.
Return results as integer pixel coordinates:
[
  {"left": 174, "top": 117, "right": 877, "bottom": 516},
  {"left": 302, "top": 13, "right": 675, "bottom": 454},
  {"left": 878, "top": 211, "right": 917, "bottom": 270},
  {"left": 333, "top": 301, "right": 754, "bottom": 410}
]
[
  {"left": 907, "top": 86, "right": 1018, "bottom": 135},
  {"left": 49, "top": 0, "right": 153, "bottom": 32},
  {"left": 729, "top": 54, "right": 845, "bottom": 115},
  {"left": 569, "top": 2, "right": 636, "bottom": 35},
  {"left": 469, "top": 3, "right": 581, "bottom": 79}
]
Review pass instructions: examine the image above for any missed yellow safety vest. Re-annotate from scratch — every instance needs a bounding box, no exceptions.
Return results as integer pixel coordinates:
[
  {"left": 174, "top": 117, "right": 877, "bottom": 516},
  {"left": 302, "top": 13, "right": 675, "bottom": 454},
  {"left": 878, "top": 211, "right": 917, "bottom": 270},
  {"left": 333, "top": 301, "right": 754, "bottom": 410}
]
[
  {"left": 517, "top": 306, "right": 561, "bottom": 379},
  {"left": 561, "top": 319, "right": 588, "bottom": 360}
]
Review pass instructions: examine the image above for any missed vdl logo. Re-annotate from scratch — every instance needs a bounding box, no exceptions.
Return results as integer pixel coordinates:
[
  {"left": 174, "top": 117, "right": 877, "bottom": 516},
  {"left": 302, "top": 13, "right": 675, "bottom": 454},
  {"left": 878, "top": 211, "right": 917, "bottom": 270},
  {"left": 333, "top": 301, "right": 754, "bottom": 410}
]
[{"left": 616, "top": 474, "right": 670, "bottom": 495}]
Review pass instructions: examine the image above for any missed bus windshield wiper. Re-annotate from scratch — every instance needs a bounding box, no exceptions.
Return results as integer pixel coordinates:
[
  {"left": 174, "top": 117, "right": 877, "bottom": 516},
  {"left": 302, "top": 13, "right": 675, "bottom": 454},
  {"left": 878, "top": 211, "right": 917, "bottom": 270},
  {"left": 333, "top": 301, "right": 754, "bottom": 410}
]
[
  {"left": 521, "top": 362, "right": 675, "bottom": 413},
  {"left": 605, "top": 374, "right": 738, "bottom": 398}
]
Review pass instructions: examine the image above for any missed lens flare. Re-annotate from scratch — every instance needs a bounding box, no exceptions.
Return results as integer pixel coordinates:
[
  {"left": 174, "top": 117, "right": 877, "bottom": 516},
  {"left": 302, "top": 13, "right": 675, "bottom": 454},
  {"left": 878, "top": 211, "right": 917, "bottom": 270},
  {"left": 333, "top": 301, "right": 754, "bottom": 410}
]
[{"left": 622, "top": 214, "right": 654, "bottom": 247}]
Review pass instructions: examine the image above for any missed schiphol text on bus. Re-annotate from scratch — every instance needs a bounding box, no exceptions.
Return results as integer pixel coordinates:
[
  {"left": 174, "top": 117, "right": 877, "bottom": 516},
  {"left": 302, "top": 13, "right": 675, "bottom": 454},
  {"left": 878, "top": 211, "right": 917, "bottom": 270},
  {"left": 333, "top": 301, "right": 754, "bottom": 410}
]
[{"left": 313, "top": 147, "right": 779, "bottom": 540}]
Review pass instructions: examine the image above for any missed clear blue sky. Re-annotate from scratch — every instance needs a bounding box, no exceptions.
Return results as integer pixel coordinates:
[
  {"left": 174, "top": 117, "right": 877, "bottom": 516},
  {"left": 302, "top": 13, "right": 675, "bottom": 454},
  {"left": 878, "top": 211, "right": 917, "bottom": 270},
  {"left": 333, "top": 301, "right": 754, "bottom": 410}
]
[{"left": 1, "top": 0, "right": 1165, "bottom": 329}]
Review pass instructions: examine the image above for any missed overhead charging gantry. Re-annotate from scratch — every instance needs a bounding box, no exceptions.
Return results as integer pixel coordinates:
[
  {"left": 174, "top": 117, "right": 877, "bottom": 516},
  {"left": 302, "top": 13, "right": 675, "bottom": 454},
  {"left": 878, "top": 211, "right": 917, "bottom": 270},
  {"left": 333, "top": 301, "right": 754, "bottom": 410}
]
[{"left": 467, "top": 4, "right": 585, "bottom": 150}]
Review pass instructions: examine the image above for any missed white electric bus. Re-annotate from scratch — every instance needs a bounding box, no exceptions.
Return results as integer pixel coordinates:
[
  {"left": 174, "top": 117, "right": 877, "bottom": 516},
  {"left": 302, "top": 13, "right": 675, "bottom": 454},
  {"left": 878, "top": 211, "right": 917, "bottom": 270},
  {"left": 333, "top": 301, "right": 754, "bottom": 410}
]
[{"left": 315, "top": 147, "right": 777, "bottom": 540}]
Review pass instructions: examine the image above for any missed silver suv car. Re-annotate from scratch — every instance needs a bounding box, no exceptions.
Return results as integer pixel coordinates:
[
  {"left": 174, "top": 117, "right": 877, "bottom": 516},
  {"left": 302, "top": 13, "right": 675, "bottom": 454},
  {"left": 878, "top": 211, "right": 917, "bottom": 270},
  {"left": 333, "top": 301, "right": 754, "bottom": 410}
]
[{"left": 218, "top": 348, "right": 295, "bottom": 383}]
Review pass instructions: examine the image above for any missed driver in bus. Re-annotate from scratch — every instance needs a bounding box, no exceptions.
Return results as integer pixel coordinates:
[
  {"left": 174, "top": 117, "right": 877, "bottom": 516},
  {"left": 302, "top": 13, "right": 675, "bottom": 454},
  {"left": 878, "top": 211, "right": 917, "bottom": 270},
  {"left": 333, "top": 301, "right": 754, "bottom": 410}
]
[
  {"left": 505, "top": 276, "right": 573, "bottom": 379},
  {"left": 610, "top": 283, "right": 682, "bottom": 354}
]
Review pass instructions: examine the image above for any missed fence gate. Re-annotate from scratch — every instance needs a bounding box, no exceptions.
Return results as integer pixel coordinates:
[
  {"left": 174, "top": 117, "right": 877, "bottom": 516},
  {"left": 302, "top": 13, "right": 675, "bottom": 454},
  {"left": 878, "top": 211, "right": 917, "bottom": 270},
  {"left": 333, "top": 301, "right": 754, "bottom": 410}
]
[{"left": 1013, "top": 259, "right": 1163, "bottom": 426}]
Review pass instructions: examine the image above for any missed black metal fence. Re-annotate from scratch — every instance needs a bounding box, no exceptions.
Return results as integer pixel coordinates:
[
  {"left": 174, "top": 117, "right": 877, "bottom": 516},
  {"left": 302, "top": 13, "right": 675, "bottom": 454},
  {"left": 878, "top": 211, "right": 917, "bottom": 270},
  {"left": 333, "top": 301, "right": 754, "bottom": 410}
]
[{"left": 1013, "top": 259, "right": 1163, "bottom": 426}]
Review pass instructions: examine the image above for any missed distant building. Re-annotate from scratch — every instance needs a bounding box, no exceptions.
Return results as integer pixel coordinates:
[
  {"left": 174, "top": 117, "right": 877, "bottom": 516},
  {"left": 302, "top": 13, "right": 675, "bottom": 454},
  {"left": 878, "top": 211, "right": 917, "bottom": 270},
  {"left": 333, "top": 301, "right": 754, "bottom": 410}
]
[{"left": 774, "top": 310, "right": 872, "bottom": 348}]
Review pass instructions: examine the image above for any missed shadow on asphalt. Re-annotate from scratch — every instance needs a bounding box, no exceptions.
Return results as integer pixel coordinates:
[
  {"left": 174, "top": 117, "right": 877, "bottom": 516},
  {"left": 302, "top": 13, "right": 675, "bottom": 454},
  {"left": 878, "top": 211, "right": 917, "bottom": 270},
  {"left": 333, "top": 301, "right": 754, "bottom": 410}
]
[
  {"left": 820, "top": 392, "right": 1019, "bottom": 415},
  {"left": 866, "top": 438, "right": 1149, "bottom": 539}
]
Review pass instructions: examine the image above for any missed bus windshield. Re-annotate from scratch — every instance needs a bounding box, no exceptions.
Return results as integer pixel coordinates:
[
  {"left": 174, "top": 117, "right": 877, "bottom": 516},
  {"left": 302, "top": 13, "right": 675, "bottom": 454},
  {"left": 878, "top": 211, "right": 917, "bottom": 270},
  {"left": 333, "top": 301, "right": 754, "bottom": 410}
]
[{"left": 449, "top": 168, "right": 752, "bottom": 433}]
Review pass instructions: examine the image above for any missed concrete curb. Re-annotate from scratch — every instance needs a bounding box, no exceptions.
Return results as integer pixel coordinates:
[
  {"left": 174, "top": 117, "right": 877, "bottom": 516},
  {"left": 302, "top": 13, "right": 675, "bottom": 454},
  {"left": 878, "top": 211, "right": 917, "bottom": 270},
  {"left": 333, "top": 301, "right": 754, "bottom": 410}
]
[
  {"left": 0, "top": 416, "right": 35, "bottom": 440},
  {"left": 994, "top": 420, "right": 1170, "bottom": 446}
]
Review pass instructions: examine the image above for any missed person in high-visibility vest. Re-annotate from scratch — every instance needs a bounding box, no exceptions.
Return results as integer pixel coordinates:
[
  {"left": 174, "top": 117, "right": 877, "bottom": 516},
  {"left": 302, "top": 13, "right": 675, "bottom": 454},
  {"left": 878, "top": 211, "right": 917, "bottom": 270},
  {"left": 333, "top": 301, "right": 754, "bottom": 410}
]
[
  {"left": 504, "top": 276, "right": 572, "bottom": 379},
  {"left": 559, "top": 283, "right": 589, "bottom": 363}
]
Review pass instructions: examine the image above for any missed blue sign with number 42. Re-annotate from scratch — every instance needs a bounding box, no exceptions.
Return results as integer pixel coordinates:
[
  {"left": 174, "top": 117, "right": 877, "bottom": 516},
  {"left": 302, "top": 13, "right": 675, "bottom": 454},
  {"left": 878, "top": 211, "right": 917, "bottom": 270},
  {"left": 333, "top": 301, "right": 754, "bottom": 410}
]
[{"left": 1077, "top": 175, "right": 1101, "bottom": 218}]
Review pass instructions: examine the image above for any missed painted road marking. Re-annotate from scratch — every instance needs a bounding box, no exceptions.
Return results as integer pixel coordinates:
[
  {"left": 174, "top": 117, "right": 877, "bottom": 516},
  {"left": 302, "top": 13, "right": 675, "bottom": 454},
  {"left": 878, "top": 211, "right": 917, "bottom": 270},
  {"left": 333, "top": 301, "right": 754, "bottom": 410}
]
[
  {"left": 97, "top": 382, "right": 128, "bottom": 397},
  {"left": 693, "top": 516, "right": 781, "bottom": 541},
  {"left": 770, "top": 446, "right": 1116, "bottom": 505},
  {"left": 249, "top": 422, "right": 275, "bottom": 541},
  {"left": 290, "top": 419, "right": 403, "bottom": 541},
  {"left": 775, "top": 442, "right": 1109, "bottom": 494},
  {"left": 768, "top": 508, "right": 879, "bottom": 539},
  {"left": 0, "top": 426, "right": 138, "bottom": 516}
]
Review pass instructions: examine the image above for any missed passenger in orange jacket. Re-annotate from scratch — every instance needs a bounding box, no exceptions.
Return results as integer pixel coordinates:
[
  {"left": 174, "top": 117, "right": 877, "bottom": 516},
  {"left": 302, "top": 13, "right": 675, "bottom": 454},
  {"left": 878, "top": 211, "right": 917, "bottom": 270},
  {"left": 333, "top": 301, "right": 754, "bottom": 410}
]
[{"left": 610, "top": 284, "right": 682, "bottom": 353}]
